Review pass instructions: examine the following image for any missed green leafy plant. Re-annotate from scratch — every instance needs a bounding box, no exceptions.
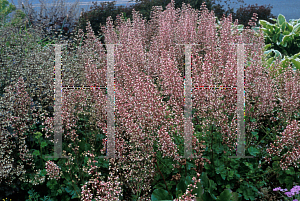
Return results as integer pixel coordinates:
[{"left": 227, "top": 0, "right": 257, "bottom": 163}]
[
  {"left": 0, "top": 0, "right": 16, "bottom": 27},
  {"left": 259, "top": 14, "right": 300, "bottom": 77},
  {"left": 25, "top": 189, "right": 40, "bottom": 201},
  {"left": 7, "top": 9, "right": 27, "bottom": 27}
]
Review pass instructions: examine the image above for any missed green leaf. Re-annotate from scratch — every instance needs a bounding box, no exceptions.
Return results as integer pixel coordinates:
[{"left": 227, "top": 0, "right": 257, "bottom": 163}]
[
  {"left": 167, "top": 180, "right": 176, "bottom": 190},
  {"left": 251, "top": 131, "right": 258, "bottom": 140},
  {"left": 263, "top": 43, "right": 272, "bottom": 51},
  {"left": 151, "top": 189, "right": 173, "bottom": 200},
  {"left": 57, "top": 189, "right": 62, "bottom": 194},
  {"left": 71, "top": 191, "right": 80, "bottom": 199},
  {"left": 65, "top": 185, "right": 80, "bottom": 198},
  {"left": 292, "top": 23, "right": 300, "bottom": 34},
  {"left": 202, "top": 192, "right": 216, "bottom": 201},
  {"left": 286, "top": 23, "right": 293, "bottom": 33},
  {"left": 63, "top": 172, "right": 71, "bottom": 181},
  {"left": 187, "top": 161, "right": 195, "bottom": 171},
  {"left": 40, "top": 141, "right": 47, "bottom": 148},
  {"left": 153, "top": 183, "right": 166, "bottom": 189},
  {"left": 291, "top": 58, "right": 300, "bottom": 71},
  {"left": 248, "top": 147, "right": 259, "bottom": 156},
  {"left": 266, "top": 57, "right": 275, "bottom": 66},
  {"left": 277, "top": 33, "right": 284, "bottom": 45},
  {"left": 216, "top": 189, "right": 233, "bottom": 201},
  {"left": 285, "top": 167, "right": 295, "bottom": 175},
  {"left": 282, "top": 34, "right": 292, "bottom": 47},
  {"left": 176, "top": 189, "right": 183, "bottom": 199},
  {"left": 215, "top": 165, "right": 226, "bottom": 180},
  {"left": 212, "top": 143, "right": 224, "bottom": 154},
  {"left": 274, "top": 50, "right": 283, "bottom": 59},
  {"left": 30, "top": 124, "right": 37, "bottom": 130},
  {"left": 258, "top": 20, "right": 271, "bottom": 28},
  {"left": 251, "top": 27, "right": 260, "bottom": 34},
  {"left": 34, "top": 131, "right": 43, "bottom": 140},
  {"left": 199, "top": 173, "right": 209, "bottom": 189},
  {"left": 292, "top": 52, "right": 300, "bottom": 59},
  {"left": 237, "top": 24, "right": 244, "bottom": 30},
  {"left": 227, "top": 169, "right": 234, "bottom": 179},
  {"left": 209, "top": 179, "right": 217, "bottom": 194},
  {"left": 231, "top": 192, "right": 241, "bottom": 201},
  {"left": 176, "top": 179, "right": 187, "bottom": 195},
  {"left": 40, "top": 169, "right": 47, "bottom": 177},
  {"left": 284, "top": 176, "right": 294, "bottom": 190},
  {"left": 46, "top": 179, "right": 57, "bottom": 189},
  {"left": 192, "top": 181, "right": 204, "bottom": 200},
  {"left": 185, "top": 175, "right": 192, "bottom": 186},
  {"left": 33, "top": 150, "right": 40, "bottom": 156},
  {"left": 282, "top": 30, "right": 291, "bottom": 35},
  {"left": 281, "top": 22, "right": 287, "bottom": 31}
]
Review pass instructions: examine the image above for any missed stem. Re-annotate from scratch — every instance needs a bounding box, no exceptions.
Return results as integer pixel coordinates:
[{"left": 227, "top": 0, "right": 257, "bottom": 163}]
[
  {"left": 154, "top": 158, "right": 170, "bottom": 195},
  {"left": 211, "top": 123, "right": 214, "bottom": 172},
  {"left": 21, "top": 5, "right": 31, "bottom": 28},
  {"left": 256, "top": 122, "right": 282, "bottom": 147},
  {"left": 185, "top": 161, "right": 187, "bottom": 178},
  {"left": 266, "top": 171, "right": 278, "bottom": 182},
  {"left": 39, "top": 138, "right": 42, "bottom": 166},
  {"left": 136, "top": 184, "right": 141, "bottom": 200},
  {"left": 58, "top": 16, "right": 67, "bottom": 41}
]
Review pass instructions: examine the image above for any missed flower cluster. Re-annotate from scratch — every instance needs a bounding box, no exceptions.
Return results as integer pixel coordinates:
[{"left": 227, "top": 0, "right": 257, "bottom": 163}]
[
  {"left": 273, "top": 185, "right": 300, "bottom": 201},
  {"left": 174, "top": 173, "right": 202, "bottom": 200},
  {"left": 45, "top": 160, "right": 61, "bottom": 180},
  {"left": 81, "top": 170, "right": 123, "bottom": 200},
  {"left": 0, "top": 77, "right": 35, "bottom": 186},
  {"left": 29, "top": 169, "right": 46, "bottom": 186},
  {"left": 264, "top": 119, "right": 300, "bottom": 170}
]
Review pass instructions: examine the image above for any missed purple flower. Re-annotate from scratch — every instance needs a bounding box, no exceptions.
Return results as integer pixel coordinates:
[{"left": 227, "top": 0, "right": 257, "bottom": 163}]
[
  {"left": 274, "top": 187, "right": 282, "bottom": 191},
  {"left": 290, "top": 186, "right": 300, "bottom": 195},
  {"left": 275, "top": 185, "right": 300, "bottom": 200},
  {"left": 285, "top": 192, "right": 294, "bottom": 197}
]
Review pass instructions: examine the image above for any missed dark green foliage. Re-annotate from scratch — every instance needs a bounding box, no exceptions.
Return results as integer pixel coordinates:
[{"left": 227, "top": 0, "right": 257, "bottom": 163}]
[
  {"left": 126, "top": 0, "right": 236, "bottom": 22},
  {"left": 151, "top": 188, "right": 173, "bottom": 200},
  {"left": 231, "top": 3, "right": 277, "bottom": 28}
]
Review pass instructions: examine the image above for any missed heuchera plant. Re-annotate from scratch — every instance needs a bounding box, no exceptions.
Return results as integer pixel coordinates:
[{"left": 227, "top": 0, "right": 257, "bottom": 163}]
[
  {"left": 59, "top": 0, "right": 298, "bottom": 199},
  {"left": 1, "top": 0, "right": 300, "bottom": 200}
]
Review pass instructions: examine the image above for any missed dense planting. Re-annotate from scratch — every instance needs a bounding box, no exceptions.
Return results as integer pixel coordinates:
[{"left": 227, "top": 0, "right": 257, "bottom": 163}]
[{"left": 0, "top": 0, "right": 300, "bottom": 200}]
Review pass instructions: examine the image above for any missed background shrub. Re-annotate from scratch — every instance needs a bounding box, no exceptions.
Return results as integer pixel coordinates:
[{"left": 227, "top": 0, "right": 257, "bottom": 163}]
[
  {"left": 0, "top": 0, "right": 16, "bottom": 27},
  {"left": 231, "top": 3, "right": 277, "bottom": 28},
  {"left": 12, "top": 0, "right": 82, "bottom": 47},
  {"left": 74, "top": 1, "right": 135, "bottom": 48}
]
